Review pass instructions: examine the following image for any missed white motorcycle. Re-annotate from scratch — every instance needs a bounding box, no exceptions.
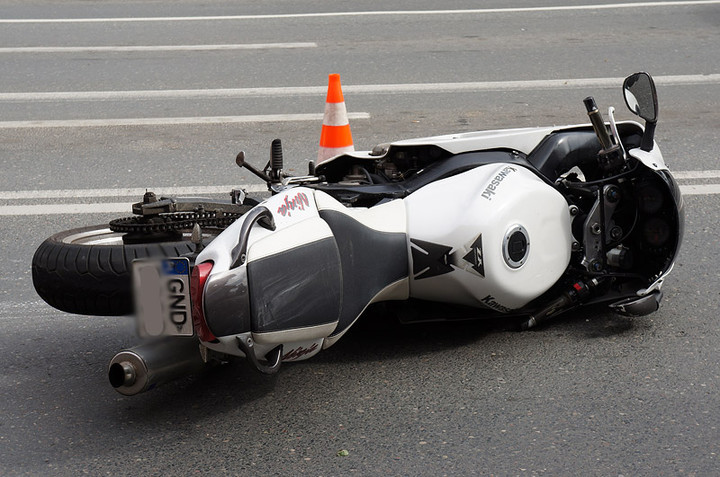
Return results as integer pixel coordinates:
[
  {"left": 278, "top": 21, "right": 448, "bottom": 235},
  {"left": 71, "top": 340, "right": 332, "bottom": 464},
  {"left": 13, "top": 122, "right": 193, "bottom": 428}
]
[{"left": 32, "top": 72, "right": 683, "bottom": 395}]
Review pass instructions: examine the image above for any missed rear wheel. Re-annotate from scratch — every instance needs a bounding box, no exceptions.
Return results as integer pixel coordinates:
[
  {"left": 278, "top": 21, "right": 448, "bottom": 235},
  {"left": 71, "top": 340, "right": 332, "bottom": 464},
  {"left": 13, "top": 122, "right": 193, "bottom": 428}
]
[{"left": 32, "top": 225, "right": 220, "bottom": 316}]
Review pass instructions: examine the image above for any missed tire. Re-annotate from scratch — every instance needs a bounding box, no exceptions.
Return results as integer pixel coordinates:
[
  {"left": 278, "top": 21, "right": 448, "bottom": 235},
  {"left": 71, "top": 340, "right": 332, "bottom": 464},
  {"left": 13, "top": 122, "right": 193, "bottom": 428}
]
[{"left": 32, "top": 225, "right": 219, "bottom": 316}]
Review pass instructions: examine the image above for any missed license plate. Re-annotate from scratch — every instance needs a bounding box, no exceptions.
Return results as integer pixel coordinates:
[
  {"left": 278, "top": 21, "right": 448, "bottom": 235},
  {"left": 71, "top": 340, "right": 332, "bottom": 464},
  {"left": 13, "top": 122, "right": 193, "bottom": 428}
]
[{"left": 133, "top": 258, "right": 194, "bottom": 337}]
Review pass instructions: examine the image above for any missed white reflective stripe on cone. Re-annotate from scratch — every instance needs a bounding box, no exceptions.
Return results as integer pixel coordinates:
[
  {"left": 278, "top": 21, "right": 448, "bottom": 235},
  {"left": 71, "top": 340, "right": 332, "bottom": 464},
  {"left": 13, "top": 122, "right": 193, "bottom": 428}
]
[{"left": 322, "top": 102, "right": 351, "bottom": 126}]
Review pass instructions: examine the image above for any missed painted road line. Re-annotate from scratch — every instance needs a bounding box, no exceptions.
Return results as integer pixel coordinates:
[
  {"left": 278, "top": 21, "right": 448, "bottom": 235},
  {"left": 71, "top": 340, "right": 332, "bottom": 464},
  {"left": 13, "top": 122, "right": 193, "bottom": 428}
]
[
  {"left": 1, "top": 181, "right": 718, "bottom": 216},
  {"left": 2, "top": 75, "right": 719, "bottom": 103},
  {"left": 0, "top": 112, "right": 370, "bottom": 129},
  {"left": 673, "top": 170, "right": 720, "bottom": 180},
  {"left": 0, "top": 185, "right": 268, "bottom": 200},
  {"left": 0, "top": 171, "right": 715, "bottom": 200},
  {"left": 1, "top": 1, "right": 718, "bottom": 23},
  {"left": 678, "top": 184, "right": 720, "bottom": 196},
  {"left": 0, "top": 203, "right": 134, "bottom": 215},
  {"left": 0, "top": 43, "right": 316, "bottom": 53},
  {"left": 1, "top": 184, "right": 717, "bottom": 216}
]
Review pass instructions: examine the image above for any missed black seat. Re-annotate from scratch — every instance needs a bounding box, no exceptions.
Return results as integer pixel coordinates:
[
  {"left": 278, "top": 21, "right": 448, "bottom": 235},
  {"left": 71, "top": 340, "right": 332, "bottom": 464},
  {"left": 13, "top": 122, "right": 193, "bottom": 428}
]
[{"left": 319, "top": 209, "right": 409, "bottom": 336}]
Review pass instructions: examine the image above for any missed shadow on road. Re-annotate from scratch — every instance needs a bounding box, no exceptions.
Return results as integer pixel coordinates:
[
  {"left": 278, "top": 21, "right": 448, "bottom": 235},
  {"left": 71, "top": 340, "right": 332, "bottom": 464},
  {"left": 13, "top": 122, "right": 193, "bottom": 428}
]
[{"left": 107, "top": 302, "right": 647, "bottom": 420}]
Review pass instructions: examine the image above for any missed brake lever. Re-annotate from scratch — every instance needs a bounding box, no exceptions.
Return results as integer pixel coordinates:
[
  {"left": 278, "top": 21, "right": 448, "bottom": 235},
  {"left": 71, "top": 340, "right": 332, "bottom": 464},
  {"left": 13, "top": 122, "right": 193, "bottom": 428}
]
[
  {"left": 607, "top": 106, "right": 626, "bottom": 160},
  {"left": 236, "top": 150, "right": 273, "bottom": 183}
]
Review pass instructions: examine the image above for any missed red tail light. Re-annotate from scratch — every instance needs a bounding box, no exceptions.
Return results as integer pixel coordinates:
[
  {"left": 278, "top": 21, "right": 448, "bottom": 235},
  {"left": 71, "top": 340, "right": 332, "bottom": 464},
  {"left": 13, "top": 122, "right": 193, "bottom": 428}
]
[{"left": 190, "top": 261, "right": 217, "bottom": 342}]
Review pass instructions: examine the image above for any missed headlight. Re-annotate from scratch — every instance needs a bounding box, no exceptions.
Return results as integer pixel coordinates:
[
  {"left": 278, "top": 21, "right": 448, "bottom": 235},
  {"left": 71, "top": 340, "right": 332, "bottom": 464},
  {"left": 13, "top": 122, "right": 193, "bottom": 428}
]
[
  {"left": 642, "top": 217, "right": 670, "bottom": 247},
  {"left": 637, "top": 185, "right": 663, "bottom": 214}
]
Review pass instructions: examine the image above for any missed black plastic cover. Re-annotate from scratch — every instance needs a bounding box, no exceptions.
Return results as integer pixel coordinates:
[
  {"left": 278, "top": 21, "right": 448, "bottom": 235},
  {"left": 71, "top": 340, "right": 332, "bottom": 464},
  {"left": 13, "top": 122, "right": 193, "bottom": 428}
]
[
  {"left": 319, "top": 210, "right": 409, "bottom": 336},
  {"left": 248, "top": 237, "right": 343, "bottom": 333}
]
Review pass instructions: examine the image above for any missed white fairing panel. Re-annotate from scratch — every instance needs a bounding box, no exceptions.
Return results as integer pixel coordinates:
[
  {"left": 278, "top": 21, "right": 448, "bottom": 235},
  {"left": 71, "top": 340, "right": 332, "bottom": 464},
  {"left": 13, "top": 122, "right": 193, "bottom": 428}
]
[
  {"left": 405, "top": 164, "right": 572, "bottom": 311},
  {"left": 389, "top": 126, "right": 557, "bottom": 155},
  {"left": 627, "top": 146, "right": 667, "bottom": 171},
  {"left": 314, "top": 189, "right": 406, "bottom": 234},
  {"left": 197, "top": 187, "right": 321, "bottom": 272}
]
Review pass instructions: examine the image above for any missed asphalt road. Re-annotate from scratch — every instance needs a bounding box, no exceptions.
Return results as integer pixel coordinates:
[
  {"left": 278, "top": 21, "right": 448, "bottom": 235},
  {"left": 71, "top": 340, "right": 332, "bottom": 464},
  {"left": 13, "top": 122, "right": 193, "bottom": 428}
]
[{"left": 1, "top": 1, "right": 719, "bottom": 475}]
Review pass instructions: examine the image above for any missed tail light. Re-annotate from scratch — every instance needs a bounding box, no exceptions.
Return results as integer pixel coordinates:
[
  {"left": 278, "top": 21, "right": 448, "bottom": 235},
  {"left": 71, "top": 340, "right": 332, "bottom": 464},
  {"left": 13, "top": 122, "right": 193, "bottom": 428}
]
[{"left": 190, "top": 261, "right": 217, "bottom": 342}]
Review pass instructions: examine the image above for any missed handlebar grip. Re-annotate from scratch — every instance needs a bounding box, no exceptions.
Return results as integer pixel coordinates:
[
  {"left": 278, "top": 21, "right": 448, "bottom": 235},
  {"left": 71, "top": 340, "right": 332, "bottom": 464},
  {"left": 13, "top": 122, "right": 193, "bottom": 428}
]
[{"left": 584, "top": 96, "right": 613, "bottom": 150}]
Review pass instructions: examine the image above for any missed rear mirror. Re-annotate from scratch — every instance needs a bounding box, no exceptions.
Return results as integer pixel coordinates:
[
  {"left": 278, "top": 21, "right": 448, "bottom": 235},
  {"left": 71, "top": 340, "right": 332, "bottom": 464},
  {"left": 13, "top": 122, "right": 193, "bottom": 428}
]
[{"left": 623, "top": 72, "right": 658, "bottom": 123}]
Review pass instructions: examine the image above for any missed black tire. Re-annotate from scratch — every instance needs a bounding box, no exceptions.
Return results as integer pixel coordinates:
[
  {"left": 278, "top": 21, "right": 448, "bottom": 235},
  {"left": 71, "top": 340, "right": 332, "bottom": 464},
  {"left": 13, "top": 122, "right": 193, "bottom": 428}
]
[{"left": 32, "top": 225, "right": 219, "bottom": 316}]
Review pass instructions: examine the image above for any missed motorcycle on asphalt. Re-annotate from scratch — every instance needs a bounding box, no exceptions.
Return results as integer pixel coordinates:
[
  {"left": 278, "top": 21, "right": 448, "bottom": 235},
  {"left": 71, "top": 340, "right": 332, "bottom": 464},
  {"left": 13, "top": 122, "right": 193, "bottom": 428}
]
[{"left": 31, "top": 72, "right": 684, "bottom": 395}]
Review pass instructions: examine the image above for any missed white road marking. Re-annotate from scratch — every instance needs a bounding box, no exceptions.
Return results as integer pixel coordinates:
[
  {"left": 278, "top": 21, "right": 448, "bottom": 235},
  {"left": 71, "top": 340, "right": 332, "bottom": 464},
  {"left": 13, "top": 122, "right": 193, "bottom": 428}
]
[
  {"left": 0, "top": 43, "right": 317, "bottom": 53},
  {"left": 0, "top": 175, "right": 717, "bottom": 215},
  {"left": 0, "top": 112, "right": 370, "bottom": 129},
  {"left": 2, "top": 75, "right": 718, "bottom": 103},
  {"left": 1, "top": 1, "right": 718, "bottom": 23},
  {"left": 0, "top": 203, "right": 135, "bottom": 215},
  {"left": 672, "top": 170, "right": 720, "bottom": 180},
  {"left": 0, "top": 171, "right": 715, "bottom": 200},
  {"left": 0, "top": 185, "right": 268, "bottom": 200},
  {"left": 678, "top": 184, "right": 720, "bottom": 196}
]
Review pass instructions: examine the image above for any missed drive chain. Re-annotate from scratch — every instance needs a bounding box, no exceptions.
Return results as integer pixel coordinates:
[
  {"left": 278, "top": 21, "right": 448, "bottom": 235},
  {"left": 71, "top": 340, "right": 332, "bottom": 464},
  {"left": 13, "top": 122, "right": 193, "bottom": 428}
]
[{"left": 109, "top": 211, "right": 245, "bottom": 234}]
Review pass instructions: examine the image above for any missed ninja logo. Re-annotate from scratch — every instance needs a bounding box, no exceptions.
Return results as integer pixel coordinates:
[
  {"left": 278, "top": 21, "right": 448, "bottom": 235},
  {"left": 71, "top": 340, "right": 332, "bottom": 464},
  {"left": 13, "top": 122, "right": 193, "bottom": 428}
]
[
  {"left": 277, "top": 192, "right": 310, "bottom": 217},
  {"left": 282, "top": 343, "right": 319, "bottom": 361}
]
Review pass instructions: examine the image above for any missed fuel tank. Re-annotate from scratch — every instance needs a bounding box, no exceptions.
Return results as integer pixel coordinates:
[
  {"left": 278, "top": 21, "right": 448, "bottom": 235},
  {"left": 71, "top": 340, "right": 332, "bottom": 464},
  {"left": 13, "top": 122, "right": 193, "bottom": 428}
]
[{"left": 405, "top": 163, "right": 573, "bottom": 312}]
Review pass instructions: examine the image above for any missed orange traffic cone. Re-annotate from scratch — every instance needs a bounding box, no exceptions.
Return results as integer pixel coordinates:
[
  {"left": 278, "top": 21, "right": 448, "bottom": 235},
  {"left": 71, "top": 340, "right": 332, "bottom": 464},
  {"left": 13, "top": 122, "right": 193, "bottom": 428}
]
[{"left": 317, "top": 74, "right": 354, "bottom": 164}]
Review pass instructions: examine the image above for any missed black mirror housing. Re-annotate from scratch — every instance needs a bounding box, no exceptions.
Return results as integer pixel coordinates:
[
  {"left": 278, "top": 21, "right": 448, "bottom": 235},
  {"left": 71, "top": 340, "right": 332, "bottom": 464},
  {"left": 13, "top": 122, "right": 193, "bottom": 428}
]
[
  {"left": 623, "top": 72, "right": 659, "bottom": 151},
  {"left": 623, "top": 72, "right": 658, "bottom": 123}
]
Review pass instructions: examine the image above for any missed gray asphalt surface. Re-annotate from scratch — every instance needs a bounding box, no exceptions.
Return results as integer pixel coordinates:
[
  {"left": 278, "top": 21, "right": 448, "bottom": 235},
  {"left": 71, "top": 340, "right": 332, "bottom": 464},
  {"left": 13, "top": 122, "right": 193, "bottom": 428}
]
[{"left": 1, "top": 1, "right": 719, "bottom": 475}]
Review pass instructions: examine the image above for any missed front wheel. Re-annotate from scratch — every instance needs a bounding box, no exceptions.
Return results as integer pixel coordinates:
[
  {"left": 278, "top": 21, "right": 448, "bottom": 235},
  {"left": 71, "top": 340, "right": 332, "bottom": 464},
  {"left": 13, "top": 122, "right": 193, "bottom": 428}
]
[{"left": 32, "top": 225, "right": 219, "bottom": 316}]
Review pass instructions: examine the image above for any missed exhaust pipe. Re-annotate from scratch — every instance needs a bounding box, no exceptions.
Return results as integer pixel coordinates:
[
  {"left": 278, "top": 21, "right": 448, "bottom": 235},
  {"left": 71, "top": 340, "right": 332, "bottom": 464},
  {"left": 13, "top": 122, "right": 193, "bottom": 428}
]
[{"left": 108, "top": 338, "right": 206, "bottom": 396}]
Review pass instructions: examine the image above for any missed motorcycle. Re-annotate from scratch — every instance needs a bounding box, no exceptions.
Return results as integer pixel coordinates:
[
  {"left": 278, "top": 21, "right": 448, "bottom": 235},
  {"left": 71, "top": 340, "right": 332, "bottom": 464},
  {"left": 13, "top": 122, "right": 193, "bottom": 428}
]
[{"left": 31, "top": 72, "right": 683, "bottom": 395}]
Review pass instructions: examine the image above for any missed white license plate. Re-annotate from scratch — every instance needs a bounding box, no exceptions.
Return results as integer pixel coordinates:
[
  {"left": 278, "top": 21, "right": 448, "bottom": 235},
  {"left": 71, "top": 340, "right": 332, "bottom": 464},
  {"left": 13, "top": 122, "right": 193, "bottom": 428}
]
[{"left": 133, "top": 258, "right": 194, "bottom": 337}]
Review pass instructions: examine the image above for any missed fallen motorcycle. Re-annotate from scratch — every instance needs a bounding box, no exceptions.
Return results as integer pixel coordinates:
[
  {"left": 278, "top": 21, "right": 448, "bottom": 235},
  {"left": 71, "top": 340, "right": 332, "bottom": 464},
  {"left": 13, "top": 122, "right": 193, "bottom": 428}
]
[{"left": 31, "top": 72, "right": 683, "bottom": 395}]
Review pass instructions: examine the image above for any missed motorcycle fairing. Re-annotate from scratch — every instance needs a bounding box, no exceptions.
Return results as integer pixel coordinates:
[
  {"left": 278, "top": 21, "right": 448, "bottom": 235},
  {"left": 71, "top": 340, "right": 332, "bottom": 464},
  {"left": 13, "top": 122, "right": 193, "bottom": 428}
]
[
  {"left": 200, "top": 160, "right": 574, "bottom": 356},
  {"left": 199, "top": 188, "right": 411, "bottom": 351},
  {"left": 323, "top": 126, "right": 558, "bottom": 163},
  {"left": 317, "top": 121, "right": 643, "bottom": 171},
  {"left": 405, "top": 163, "right": 573, "bottom": 311}
]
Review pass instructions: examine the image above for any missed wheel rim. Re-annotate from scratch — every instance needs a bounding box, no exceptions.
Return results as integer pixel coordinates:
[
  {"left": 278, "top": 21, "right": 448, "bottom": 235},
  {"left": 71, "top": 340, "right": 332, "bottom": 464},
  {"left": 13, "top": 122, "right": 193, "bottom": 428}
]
[
  {"left": 61, "top": 227, "right": 216, "bottom": 246},
  {"left": 62, "top": 228, "right": 125, "bottom": 246}
]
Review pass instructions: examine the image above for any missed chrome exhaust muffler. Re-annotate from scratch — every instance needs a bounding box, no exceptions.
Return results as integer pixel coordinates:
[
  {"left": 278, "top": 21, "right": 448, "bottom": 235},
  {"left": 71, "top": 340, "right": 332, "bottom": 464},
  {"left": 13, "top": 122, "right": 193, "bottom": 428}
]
[{"left": 108, "top": 338, "right": 206, "bottom": 396}]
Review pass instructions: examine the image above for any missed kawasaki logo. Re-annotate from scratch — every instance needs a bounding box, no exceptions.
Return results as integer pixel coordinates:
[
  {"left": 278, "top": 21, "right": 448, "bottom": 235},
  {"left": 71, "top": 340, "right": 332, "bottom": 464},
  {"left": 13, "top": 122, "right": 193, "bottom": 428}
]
[
  {"left": 481, "top": 294, "right": 513, "bottom": 313},
  {"left": 481, "top": 166, "right": 517, "bottom": 200}
]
